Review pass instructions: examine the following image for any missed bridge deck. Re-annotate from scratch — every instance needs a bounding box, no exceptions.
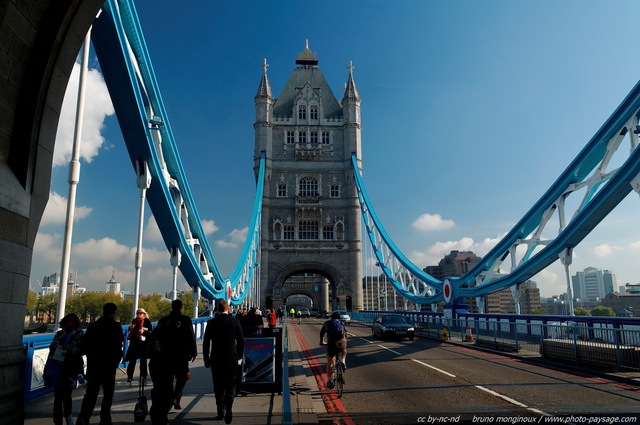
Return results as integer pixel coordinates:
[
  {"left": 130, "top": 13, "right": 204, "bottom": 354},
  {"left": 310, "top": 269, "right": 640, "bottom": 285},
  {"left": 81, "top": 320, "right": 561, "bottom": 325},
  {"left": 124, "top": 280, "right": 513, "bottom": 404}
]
[{"left": 25, "top": 326, "right": 319, "bottom": 425}]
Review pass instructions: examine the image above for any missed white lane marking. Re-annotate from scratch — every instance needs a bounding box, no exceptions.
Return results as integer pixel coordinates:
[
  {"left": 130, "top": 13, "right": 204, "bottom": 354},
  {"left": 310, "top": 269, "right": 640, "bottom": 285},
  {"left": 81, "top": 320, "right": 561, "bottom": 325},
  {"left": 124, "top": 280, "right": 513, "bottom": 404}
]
[
  {"left": 377, "top": 344, "right": 402, "bottom": 355},
  {"left": 474, "top": 385, "right": 550, "bottom": 416},
  {"left": 360, "top": 337, "right": 375, "bottom": 344},
  {"left": 410, "top": 358, "right": 457, "bottom": 378}
]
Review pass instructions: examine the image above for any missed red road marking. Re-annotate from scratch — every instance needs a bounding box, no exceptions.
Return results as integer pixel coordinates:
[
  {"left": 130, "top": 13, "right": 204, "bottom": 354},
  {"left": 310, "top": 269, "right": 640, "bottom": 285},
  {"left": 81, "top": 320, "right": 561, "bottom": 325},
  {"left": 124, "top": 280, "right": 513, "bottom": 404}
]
[{"left": 292, "top": 323, "right": 355, "bottom": 425}]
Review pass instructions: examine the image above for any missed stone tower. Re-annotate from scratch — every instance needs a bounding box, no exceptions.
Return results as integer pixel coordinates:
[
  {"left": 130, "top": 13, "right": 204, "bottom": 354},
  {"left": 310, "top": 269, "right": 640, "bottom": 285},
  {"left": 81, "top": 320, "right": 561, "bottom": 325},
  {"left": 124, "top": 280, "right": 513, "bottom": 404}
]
[{"left": 254, "top": 42, "right": 363, "bottom": 312}]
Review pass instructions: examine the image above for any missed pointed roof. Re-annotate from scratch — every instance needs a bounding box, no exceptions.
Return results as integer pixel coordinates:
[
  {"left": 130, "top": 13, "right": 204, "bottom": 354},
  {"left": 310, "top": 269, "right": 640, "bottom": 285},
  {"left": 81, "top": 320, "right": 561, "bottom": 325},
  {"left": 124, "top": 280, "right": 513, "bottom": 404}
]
[
  {"left": 256, "top": 58, "right": 273, "bottom": 99},
  {"left": 343, "top": 61, "right": 360, "bottom": 102},
  {"left": 273, "top": 42, "right": 342, "bottom": 118}
]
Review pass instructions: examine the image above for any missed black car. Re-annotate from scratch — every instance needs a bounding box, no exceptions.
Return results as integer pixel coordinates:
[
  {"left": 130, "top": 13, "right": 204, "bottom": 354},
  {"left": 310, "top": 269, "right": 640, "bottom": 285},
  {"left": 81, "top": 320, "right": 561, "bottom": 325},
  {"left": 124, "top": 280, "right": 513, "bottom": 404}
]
[{"left": 372, "top": 314, "right": 415, "bottom": 341}]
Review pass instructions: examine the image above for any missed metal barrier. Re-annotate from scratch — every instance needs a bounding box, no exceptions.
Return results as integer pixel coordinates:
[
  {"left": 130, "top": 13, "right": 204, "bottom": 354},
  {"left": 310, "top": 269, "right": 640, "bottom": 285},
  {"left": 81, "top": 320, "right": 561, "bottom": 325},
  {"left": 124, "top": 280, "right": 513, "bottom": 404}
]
[
  {"left": 22, "top": 317, "right": 211, "bottom": 402},
  {"left": 353, "top": 311, "right": 640, "bottom": 372}
]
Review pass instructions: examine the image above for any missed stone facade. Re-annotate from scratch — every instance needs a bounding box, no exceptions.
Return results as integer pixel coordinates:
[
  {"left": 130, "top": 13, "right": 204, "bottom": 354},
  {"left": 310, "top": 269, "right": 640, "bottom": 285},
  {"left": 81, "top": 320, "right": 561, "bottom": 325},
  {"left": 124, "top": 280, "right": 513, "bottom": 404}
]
[
  {"left": 0, "top": 2, "right": 103, "bottom": 423},
  {"left": 254, "top": 45, "right": 363, "bottom": 312}
]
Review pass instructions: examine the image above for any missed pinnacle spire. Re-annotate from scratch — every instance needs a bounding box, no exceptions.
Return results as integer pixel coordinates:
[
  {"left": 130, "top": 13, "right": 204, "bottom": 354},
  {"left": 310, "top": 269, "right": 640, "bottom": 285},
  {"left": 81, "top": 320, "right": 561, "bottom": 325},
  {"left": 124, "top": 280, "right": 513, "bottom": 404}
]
[
  {"left": 256, "top": 58, "right": 273, "bottom": 98},
  {"left": 343, "top": 61, "right": 360, "bottom": 102}
]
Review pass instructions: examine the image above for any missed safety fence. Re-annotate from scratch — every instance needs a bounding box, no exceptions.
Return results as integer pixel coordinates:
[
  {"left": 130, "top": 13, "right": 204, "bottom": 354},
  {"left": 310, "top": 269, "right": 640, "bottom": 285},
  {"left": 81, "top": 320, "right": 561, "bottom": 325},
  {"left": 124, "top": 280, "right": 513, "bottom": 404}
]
[
  {"left": 22, "top": 317, "right": 210, "bottom": 403},
  {"left": 352, "top": 311, "right": 640, "bottom": 372}
]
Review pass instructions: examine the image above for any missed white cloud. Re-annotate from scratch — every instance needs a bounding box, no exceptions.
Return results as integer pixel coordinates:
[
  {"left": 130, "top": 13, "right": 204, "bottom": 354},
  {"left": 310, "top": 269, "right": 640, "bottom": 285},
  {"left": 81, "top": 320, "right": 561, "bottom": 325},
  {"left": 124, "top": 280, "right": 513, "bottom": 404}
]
[
  {"left": 40, "top": 191, "right": 92, "bottom": 226},
  {"left": 216, "top": 227, "right": 248, "bottom": 249},
  {"left": 33, "top": 232, "right": 62, "bottom": 267},
  {"left": 593, "top": 243, "right": 621, "bottom": 258},
  {"left": 628, "top": 240, "right": 640, "bottom": 251},
  {"left": 412, "top": 213, "right": 455, "bottom": 231},
  {"left": 144, "top": 216, "right": 163, "bottom": 243},
  {"left": 53, "top": 62, "right": 115, "bottom": 167},
  {"left": 201, "top": 219, "right": 219, "bottom": 235}
]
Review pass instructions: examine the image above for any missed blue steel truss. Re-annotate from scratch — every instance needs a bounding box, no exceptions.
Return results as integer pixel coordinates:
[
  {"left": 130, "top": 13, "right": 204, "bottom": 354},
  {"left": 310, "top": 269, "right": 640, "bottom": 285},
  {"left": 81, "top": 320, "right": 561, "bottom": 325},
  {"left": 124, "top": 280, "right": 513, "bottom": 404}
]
[
  {"left": 354, "top": 75, "right": 640, "bottom": 305},
  {"left": 92, "top": 0, "right": 263, "bottom": 303}
]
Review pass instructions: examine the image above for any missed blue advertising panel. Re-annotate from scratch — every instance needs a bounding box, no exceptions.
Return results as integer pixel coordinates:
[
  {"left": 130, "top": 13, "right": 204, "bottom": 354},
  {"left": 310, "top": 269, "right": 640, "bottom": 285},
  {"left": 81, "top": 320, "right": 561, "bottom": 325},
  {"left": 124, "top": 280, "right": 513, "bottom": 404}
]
[{"left": 242, "top": 337, "right": 276, "bottom": 383}]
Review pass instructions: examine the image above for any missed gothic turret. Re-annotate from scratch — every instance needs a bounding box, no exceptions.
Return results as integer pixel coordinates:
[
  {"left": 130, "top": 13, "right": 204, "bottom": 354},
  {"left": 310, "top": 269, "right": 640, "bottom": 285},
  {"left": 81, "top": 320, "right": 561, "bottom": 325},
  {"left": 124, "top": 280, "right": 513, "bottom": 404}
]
[
  {"left": 342, "top": 61, "right": 362, "bottom": 160},
  {"left": 255, "top": 58, "right": 274, "bottom": 177}
]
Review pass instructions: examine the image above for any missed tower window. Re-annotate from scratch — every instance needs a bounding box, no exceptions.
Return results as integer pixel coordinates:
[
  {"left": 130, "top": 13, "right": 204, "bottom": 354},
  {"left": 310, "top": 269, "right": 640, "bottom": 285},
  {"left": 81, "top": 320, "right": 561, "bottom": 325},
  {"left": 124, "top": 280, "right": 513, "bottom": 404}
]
[
  {"left": 322, "top": 131, "right": 330, "bottom": 144},
  {"left": 310, "top": 105, "right": 318, "bottom": 120},
  {"left": 298, "top": 105, "right": 307, "bottom": 120},
  {"left": 283, "top": 225, "right": 295, "bottom": 240},
  {"left": 323, "top": 225, "right": 334, "bottom": 240},
  {"left": 298, "top": 131, "right": 307, "bottom": 144},
  {"left": 298, "top": 220, "right": 319, "bottom": 239},
  {"left": 286, "top": 131, "right": 295, "bottom": 144},
  {"left": 299, "top": 176, "right": 318, "bottom": 197},
  {"left": 310, "top": 131, "right": 318, "bottom": 144},
  {"left": 330, "top": 183, "right": 340, "bottom": 198},
  {"left": 277, "top": 183, "right": 287, "bottom": 197}
]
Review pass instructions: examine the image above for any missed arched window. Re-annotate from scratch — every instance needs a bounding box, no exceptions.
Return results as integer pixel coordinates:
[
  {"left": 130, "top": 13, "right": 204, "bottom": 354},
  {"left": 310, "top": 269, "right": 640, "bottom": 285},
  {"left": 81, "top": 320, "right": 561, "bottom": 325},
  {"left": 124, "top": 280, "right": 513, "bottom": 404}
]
[
  {"left": 277, "top": 183, "right": 287, "bottom": 197},
  {"left": 298, "top": 105, "right": 307, "bottom": 120},
  {"left": 310, "top": 105, "right": 318, "bottom": 120},
  {"left": 299, "top": 176, "right": 318, "bottom": 197}
]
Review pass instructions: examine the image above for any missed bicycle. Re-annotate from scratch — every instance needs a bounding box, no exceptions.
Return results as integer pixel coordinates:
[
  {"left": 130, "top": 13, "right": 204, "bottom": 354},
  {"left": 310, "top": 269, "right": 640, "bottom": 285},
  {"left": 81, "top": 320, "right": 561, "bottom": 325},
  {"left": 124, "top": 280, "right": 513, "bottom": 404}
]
[
  {"left": 333, "top": 356, "right": 346, "bottom": 398},
  {"left": 322, "top": 339, "right": 347, "bottom": 397}
]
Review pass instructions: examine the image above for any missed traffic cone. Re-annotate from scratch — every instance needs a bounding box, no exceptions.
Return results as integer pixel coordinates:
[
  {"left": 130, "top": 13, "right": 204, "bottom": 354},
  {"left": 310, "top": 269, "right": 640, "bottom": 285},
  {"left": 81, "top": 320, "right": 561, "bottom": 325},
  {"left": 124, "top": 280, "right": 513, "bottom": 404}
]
[
  {"left": 441, "top": 327, "right": 449, "bottom": 341},
  {"left": 464, "top": 325, "right": 474, "bottom": 342}
]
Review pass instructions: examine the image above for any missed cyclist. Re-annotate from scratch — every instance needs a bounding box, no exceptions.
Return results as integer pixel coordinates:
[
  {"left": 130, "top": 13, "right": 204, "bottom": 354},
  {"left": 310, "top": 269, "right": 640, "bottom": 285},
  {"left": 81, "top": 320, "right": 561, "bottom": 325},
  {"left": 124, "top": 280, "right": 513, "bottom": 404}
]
[{"left": 319, "top": 311, "right": 347, "bottom": 389}]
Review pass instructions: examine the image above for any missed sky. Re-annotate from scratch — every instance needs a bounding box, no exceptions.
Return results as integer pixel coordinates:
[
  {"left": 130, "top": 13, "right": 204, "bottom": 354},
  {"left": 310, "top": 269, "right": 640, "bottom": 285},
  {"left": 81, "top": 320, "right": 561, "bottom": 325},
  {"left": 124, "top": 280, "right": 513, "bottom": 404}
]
[{"left": 31, "top": 0, "right": 640, "bottom": 300}]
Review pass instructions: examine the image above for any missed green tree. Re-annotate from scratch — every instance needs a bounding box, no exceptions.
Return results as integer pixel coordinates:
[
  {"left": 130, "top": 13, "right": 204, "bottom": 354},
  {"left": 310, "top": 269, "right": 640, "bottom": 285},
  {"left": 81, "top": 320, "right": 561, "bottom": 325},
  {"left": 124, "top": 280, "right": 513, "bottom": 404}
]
[
  {"left": 532, "top": 307, "right": 545, "bottom": 315},
  {"left": 138, "top": 293, "right": 171, "bottom": 321},
  {"left": 590, "top": 306, "right": 615, "bottom": 317},
  {"left": 38, "top": 293, "right": 59, "bottom": 323},
  {"left": 573, "top": 307, "right": 590, "bottom": 316},
  {"left": 26, "top": 290, "right": 38, "bottom": 316},
  {"left": 180, "top": 291, "right": 206, "bottom": 316}
]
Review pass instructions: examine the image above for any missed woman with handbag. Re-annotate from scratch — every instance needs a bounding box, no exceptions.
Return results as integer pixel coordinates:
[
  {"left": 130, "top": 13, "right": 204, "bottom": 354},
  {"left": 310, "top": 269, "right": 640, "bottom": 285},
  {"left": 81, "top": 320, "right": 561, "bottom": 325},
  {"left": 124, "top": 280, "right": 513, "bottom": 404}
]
[
  {"left": 125, "top": 308, "right": 153, "bottom": 383},
  {"left": 44, "top": 313, "right": 84, "bottom": 425}
]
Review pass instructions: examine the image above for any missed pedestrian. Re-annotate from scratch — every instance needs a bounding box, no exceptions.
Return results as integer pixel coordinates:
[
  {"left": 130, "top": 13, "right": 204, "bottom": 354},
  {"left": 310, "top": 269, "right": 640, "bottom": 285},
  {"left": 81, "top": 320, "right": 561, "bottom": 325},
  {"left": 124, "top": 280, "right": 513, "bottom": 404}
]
[
  {"left": 268, "top": 309, "right": 277, "bottom": 329},
  {"left": 277, "top": 308, "right": 284, "bottom": 324},
  {"left": 125, "top": 308, "right": 152, "bottom": 384},
  {"left": 149, "top": 299, "right": 197, "bottom": 425},
  {"left": 203, "top": 300, "right": 244, "bottom": 424},
  {"left": 241, "top": 307, "right": 261, "bottom": 329},
  {"left": 76, "top": 303, "right": 124, "bottom": 425},
  {"left": 44, "top": 313, "right": 84, "bottom": 425}
]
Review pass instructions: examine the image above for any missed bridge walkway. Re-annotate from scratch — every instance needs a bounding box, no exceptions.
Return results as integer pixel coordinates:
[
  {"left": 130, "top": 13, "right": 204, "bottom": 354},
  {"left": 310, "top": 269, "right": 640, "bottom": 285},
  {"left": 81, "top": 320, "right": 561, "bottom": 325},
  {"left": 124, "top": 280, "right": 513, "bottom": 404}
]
[{"left": 24, "top": 323, "right": 321, "bottom": 425}]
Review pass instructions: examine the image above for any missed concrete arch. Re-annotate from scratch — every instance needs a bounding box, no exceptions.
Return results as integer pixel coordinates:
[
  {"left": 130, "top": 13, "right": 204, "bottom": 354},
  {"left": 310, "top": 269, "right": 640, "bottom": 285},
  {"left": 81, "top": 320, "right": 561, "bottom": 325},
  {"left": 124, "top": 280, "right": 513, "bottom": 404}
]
[{"left": 1, "top": 2, "right": 103, "bottom": 423}]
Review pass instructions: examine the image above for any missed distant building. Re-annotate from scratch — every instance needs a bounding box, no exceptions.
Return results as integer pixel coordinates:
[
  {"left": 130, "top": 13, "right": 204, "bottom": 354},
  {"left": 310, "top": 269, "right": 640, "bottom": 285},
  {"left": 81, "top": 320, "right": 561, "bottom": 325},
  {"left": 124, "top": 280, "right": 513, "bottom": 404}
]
[
  {"left": 105, "top": 271, "right": 122, "bottom": 296},
  {"left": 517, "top": 280, "right": 541, "bottom": 314},
  {"left": 540, "top": 296, "right": 571, "bottom": 316},
  {"left": 625, "top": 284, "right": 640, "bottom": 294},
  {"left": 423, "top": 250, "right": 480, "bottom": 281},
  {"left": 41, "top": 273, "right": 60, "bottom": 296},
  {"left": 485, "top": 289, "right": 515, "bottom": 314},
  {"left": 602, "top": 293, "right": 640, "bottom": 317},
  {"left": 571, "top": 266, "right": 616, "bottom": 302}
]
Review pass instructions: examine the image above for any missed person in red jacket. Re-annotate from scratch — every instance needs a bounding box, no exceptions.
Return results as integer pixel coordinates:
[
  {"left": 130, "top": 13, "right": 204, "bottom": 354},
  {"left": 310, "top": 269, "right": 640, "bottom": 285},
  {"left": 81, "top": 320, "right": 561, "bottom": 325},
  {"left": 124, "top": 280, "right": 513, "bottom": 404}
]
[{"left": 267, "top": 309, "right": 277, "bottom": 328}]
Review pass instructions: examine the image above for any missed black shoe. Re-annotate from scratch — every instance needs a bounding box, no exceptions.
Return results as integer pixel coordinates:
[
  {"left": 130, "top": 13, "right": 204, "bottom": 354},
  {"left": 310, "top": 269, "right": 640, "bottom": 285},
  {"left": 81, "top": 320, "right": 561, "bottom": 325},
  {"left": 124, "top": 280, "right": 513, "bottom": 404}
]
[
  {"left": 224, "top": 408, "right": 232, "bottom": 424},
  {"left": 216, "top": 410, "right": 224, "bottom": 420},
  {"left": 75, "top": 418, "right": 86, "bottom": 425},
  {"left": 173, "top": 400, "right": 182, "bottom": 410}
]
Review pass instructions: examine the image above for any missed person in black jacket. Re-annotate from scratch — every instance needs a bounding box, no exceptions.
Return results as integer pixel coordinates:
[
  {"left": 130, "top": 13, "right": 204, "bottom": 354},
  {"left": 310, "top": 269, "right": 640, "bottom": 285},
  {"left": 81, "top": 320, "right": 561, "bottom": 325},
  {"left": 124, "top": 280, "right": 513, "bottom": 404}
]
[
  {"left": 76, "top": 303, "right": 124, "bottom": 425},
  {"left": 203, "top": 300, "right": 244, "bottom": 424},
  {"left": 149, "top": 299, "right": 197, "bottom": 425}
]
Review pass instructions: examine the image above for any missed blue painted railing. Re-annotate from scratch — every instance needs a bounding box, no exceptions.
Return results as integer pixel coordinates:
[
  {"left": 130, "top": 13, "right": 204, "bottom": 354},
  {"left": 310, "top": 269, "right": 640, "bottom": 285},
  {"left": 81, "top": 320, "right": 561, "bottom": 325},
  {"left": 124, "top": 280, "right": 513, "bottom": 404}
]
[{"left": 22, "top": 317, "right": 210, "bottom": 402}]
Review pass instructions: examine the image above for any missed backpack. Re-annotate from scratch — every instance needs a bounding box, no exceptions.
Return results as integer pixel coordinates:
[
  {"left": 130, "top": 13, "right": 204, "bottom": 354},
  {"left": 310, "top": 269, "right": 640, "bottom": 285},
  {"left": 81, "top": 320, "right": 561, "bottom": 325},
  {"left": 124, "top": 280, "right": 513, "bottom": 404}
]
[{"left": 328, "top": 318, "right": 344, "bottom": 339}]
